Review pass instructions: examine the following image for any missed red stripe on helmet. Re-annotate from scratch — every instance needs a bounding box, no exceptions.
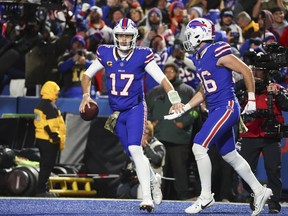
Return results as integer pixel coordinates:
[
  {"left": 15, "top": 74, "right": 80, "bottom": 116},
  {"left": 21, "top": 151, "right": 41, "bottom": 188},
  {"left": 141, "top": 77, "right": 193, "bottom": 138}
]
[{"left": 122, "top": 18, "right": 128, "bottom": 29}]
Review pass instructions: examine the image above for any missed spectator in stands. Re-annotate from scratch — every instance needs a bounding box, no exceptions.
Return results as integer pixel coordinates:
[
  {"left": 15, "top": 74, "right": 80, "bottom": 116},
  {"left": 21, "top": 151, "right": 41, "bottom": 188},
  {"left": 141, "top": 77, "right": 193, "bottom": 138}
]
[
  {"left": 53, "top": 9, "right": 78, "bottom": 55},
  {"left": 101, "top": 0, "right": 121, "bottom": 27},
  {"left": 236, "top": 66, "right": 288, "bottom": 214},
  {"left": 58, "top": 34, "right": 95, "bottom": 98},
  {"left": 166, "top": 41, "right": 198, "bottom": 90},
  {"left": 120, "top": 0, "right": 140, "bottom": 17},
  {"left": 86, "top": 6, "right": 113, "bottom": 52},
  {"left": 146, "top": 63, "right": 198, "bottom": 200},
  {"left": 129, "top": 7, "right": 145, "bottom": 26},
  {"left": 169, "top": 1, "right": 185, "bottom": 37},
  {"left": 139, "top": 7, "right": 174, "bottom": 47},
  {"left": 106, "top": 5, "right": 126, "bottom": 28},
  {"left": 251, "top": 9, "right": 280, "bottom": 42},
  {"left": 188, "top": 6, "right": 203, "bottom": 20},
  {"left": 34, "top": 81, "right": 66, "bottom": 197},
  {"left": 215, "top": 8, "right": 244, "bottom": 48},
  {"left": 156, "top": 0, "right": 170, "bottom": 25},
  {"left": 271, "top": 6, "right": 288, "bottom": 36},
  {"left": 236, "top": 11, "right": 259, "bottom": 41},
  {"left": 117, "top": 120, "right": 166, "bottom": 199},
  {"left": 25, "top": 23, "right": 62, "bottom": 96},
  {"left": 186, "top": 0, "right": 206, "bottom": 18},
  {"left": 252, "top": 0, "right": 287, "bottom": 21}
]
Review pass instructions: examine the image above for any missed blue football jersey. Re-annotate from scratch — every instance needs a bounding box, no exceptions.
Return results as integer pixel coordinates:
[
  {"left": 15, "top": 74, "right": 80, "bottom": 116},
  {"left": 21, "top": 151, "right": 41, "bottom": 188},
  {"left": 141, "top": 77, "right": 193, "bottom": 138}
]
[
  {"left": 96, "top": 45, "right": 154, "bottom": 111},
  {"left": 191, "top": 42, "right": 236, "bottom": 110}
]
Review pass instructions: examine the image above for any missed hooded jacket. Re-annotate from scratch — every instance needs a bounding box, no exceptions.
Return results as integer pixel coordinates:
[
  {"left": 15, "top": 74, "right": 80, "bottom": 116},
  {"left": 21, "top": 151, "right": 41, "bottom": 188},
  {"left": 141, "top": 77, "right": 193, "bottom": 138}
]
[{"left": 34, "top": 81, "right": 66, "bottom": 150}]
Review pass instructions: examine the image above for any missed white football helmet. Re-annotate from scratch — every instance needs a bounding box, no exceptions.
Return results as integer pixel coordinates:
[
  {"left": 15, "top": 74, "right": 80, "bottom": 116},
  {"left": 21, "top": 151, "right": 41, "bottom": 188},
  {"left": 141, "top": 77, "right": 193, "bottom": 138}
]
[
  {"left": 113, "top": 18, "right": 138, "bottom": 51},
  {"left": 183, "top": 18, "right": 215, "bottom": 52}
]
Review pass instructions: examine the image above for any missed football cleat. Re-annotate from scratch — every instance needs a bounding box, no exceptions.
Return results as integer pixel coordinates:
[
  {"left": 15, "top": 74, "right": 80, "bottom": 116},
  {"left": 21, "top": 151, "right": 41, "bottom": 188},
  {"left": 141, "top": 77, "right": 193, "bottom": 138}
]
[
  {"left": 139, "top": 198, "right": 154, "bottom": 213},
  {"left": 185, "top": 193, "right": 215, "bottom": 214},
  {"left": 251, "top": 187, "right": 273, "bottom": 216},
  {"left": 151, "top": 173, "right": 162, "bottom": 205}
]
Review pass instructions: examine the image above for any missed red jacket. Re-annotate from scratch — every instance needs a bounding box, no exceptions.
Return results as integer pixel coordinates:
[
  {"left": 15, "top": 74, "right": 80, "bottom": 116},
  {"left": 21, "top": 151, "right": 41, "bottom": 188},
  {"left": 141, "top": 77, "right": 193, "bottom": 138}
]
[{"left": 240, "top": 86, "right": 285, "bottom": 138}]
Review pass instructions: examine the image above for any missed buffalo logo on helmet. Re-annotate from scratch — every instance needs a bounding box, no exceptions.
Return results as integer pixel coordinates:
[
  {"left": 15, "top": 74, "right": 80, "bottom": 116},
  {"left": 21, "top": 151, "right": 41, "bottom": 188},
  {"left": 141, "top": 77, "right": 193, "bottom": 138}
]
[{"left": 188, "top": 20, "right": 208, "bottom": 32}]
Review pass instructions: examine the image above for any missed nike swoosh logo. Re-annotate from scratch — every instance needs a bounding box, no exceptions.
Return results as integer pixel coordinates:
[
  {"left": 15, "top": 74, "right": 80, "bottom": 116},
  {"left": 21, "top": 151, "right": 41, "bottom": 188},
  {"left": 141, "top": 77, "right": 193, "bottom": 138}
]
[{"left": 201, "top": 199, "right": 213, "bottom": 209}]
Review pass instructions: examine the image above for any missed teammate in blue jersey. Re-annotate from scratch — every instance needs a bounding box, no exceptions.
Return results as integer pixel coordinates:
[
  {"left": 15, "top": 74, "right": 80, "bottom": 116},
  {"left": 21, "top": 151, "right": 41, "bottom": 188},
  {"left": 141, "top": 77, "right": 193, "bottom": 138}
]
[
  {"left": 165, "top": 18, "right": 273, "bottom": 215},
  {"left": 79, "top": 18, "right": 183, "bottom": 212}
]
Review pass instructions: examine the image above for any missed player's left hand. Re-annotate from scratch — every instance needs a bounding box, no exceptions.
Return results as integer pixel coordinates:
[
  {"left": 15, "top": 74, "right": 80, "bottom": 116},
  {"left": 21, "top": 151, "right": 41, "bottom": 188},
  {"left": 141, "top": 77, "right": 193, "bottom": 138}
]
[{"left": 241, "top": 100, "right": 256, "bottom": 115}]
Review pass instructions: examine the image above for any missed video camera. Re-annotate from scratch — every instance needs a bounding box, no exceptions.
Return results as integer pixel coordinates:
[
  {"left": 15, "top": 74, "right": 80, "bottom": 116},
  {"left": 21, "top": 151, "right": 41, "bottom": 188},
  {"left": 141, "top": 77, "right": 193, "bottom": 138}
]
[
  {"left": 248, "top": 106, "right": 288, "bottom": 138},
  {"left": 243, "top": 43, "right": 288, "bottom": 70},
  {"left": 0, "top": 0, "right": 66, "bottom": 77},
  {"left": 0, "top": 0, "right": 65, "bottom": 27},
  {"left": 240, "top": 43, "right": 288, "bottom": 138}
]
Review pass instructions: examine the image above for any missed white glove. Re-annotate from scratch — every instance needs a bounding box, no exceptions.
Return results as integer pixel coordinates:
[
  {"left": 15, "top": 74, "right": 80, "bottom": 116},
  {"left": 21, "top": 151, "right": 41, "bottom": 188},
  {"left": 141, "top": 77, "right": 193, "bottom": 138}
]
[
  {"left": 241, "top": 100, "right": 256, "bottom": 115},
  {"left": 241, "top": 92, "right": 256, "bottom": 115}
]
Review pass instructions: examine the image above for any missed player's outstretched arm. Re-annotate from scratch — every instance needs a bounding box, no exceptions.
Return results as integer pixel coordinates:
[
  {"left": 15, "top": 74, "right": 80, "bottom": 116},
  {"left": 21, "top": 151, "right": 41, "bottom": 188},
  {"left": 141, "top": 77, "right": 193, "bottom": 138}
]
[
  {"left": 164, "top": 85, "right": 205, "bottom": 120},
  {"left": 217, "top": 54, "right": 256, "bottom": 114},
  {"left": 161, "top": 77, "right": 184, "bottom": 113}
]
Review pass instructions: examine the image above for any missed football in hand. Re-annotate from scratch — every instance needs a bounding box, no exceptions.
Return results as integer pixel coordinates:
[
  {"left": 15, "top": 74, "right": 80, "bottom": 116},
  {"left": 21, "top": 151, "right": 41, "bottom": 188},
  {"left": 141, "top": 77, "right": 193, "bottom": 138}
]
[{"left": 80, "top": 102, "right": 99, "bottom": 121}]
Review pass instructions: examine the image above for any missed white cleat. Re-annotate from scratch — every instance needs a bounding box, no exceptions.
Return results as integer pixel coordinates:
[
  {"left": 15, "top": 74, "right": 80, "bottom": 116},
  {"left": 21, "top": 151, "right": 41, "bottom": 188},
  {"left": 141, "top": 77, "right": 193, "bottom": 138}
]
[
  {"left": 185, "top": 193, "right": 215, "bottom": 214},
  {"left": 251, "top": 187, "right": 273, "bottom": 216},
  {"left": 139, "top": 198, "right": 154, "bottom": 213},
  {"left": 151, "top": 173, "right": 163, "bottom": 205}
]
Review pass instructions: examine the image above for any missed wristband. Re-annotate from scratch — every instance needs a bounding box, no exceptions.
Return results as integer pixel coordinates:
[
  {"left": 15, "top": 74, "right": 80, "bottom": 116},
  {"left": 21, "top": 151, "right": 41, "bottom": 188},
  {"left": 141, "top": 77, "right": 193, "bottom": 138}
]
[
  {"left": 184, "top": 103, "right": 192, "bottom": 112},
  {"left": 82, "top": 93, "right": 90, "bottom": 98},
  {"left": 247, "top": 92, "right": 255, "bottom": 101},
  {"left": 168, "top": 90, "right": 181, "bottom": 104}
]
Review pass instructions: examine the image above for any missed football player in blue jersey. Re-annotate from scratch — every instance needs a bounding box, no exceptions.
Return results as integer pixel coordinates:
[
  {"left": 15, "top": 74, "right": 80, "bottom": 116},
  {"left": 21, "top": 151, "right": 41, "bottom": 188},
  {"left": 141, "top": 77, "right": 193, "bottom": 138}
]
[
  {"left": 165, "top": 18, "right": 273, "bottom": 215},
  {"left": 79, "top": 18, "right": 183, "bottom": 212}
]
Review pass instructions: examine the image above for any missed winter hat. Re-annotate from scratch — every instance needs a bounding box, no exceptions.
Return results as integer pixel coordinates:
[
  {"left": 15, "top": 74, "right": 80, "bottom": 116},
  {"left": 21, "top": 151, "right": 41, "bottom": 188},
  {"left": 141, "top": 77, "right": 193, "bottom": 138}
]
[
  {"left": 172, "top": 1, "right": 184, "bottom": 10},
  {"left": 189, "top": 6, "right": 203, "bottom": 17},
  {"left": 90, "top": 6, "right": 103, "bottom": 17},
  {"left": 223, "top": 10, "right": 233, "bottom": 17},
  {"left": 148, "top": 8, "right": 162, "bottom": 20},
  {"left": 71, "top": 34, "right": 86, "bottom": 47},
  {"left": 264, "top": 32, "right": 276, "bottom": 42}
]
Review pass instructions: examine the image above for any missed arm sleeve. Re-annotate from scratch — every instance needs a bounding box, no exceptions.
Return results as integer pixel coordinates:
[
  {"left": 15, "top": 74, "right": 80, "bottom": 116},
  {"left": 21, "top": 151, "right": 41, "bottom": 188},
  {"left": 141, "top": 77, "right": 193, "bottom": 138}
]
[
  {"left": 84, "top": 59, "right": 105, "bottom": 78},
  {"left": 145, "top": 61, "right": 166, "bottom": 85}
]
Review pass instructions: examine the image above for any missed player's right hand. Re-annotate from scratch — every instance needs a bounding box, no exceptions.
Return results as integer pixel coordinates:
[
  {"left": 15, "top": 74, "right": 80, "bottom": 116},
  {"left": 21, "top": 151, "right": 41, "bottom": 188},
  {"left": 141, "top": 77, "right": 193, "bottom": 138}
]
[{"left": 79, "top": 94, "right": 96, "bottom": 113}]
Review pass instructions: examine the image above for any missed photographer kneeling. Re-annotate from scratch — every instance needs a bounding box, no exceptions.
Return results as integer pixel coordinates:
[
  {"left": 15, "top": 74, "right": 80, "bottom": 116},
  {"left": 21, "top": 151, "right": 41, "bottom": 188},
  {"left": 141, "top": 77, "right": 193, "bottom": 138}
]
[{"left": 236, "top": 66, "right": 288, "bottom": 214}]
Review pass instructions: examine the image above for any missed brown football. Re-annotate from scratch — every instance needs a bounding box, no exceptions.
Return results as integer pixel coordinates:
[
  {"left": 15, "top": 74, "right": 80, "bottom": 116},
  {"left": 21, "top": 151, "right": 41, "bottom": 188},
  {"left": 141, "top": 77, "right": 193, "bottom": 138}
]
[{"left": 80, "top": 102, "right": 99, "bottom": 121}]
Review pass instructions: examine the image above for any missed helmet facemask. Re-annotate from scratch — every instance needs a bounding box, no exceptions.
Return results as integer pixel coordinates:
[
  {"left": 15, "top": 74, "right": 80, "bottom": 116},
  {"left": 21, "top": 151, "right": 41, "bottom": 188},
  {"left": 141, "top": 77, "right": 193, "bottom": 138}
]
[
  {"left": 113, "top": 18, "right": 138, "bottom": 52},
  {"left": 114, "top": 33, "right": 136, "bottom": 51}
]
